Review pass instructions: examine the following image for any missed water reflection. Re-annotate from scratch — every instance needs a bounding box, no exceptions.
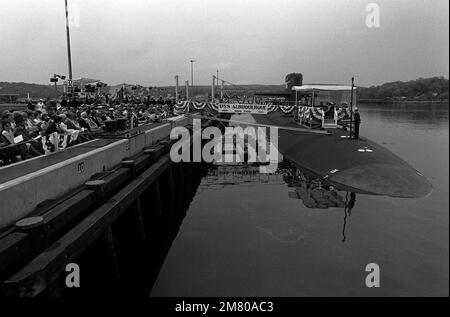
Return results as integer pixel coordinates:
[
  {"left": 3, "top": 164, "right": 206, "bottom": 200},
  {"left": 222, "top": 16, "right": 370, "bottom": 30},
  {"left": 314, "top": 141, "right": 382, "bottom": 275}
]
[
  {"left": 359, "top": 103, "right": 449, "bottom": 127},
  {"left": 152, "top": 105, "right": 449, "bottom": 297},
  {"left": 277, "top": 160, "right": 357, "bottom": 242},
  {"left": 199, "top": 160, "right": 359, "bottom": 243}
]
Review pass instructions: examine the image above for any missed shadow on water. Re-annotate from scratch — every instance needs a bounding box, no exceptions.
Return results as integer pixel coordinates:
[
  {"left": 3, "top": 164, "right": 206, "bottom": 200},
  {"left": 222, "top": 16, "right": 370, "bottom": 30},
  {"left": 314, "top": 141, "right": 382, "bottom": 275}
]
[
  {"left": 277, "top": 160, "right": 357, "bottom": 243},
  {"left": 58, "top": 162, "right": 211, "bottom": 297}
]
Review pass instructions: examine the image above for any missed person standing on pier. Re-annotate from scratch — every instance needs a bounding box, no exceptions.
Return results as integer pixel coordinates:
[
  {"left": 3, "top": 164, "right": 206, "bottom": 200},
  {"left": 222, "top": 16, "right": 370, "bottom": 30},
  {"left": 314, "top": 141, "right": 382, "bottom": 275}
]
[{"left": 353, "top": 108, "right": 361, "bottom": 139}]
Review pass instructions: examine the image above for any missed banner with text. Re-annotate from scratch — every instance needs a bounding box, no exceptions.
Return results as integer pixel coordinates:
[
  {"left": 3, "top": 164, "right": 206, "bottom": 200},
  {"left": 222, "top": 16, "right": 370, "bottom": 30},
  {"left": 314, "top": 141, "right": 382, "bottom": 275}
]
[{"left": 217, "top": 103, "right": 268, "bottom": 114}]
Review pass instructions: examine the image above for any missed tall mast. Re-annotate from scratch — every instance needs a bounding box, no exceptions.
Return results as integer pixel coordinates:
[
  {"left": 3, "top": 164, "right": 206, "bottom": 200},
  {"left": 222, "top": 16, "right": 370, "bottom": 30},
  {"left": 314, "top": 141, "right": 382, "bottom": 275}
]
[{"left": 64, "top": 0, "right": 73, "bottom": 90}]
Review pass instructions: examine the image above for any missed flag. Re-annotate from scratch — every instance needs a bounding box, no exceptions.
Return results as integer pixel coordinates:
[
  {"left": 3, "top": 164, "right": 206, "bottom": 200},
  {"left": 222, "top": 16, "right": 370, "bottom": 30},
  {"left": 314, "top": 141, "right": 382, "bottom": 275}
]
[{"left": 42, "top": 132, "right": 59, "bottom": 154}]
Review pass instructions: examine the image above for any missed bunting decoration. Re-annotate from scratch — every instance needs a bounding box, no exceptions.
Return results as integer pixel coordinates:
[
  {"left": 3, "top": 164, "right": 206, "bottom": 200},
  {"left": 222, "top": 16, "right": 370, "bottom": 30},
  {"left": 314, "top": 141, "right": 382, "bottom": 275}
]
[
  {"left": 279, "top": 105, "right": 296, "bottom": 114},
  {"left": 311, "top": 106, "right": 324, "bottom": 120},
  {"left": 267, "top": 104, "right": 277, "bottom": 113},
  {"left": 193, "top": 102, "right": 206, "bottom": 110},
  {"left": 208, "top": 103, "right": 219, "bottom": 111},
  {"left": 173, "top": 101, "right": 347, "bottom": 123}
]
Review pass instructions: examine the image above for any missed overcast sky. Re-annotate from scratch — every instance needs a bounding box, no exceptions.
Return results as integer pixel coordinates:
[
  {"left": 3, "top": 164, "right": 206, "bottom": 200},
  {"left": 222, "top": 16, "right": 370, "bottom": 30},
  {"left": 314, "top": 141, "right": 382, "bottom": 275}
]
[{"left": 0, "top": 0, "right": 448, "bottom": 87}]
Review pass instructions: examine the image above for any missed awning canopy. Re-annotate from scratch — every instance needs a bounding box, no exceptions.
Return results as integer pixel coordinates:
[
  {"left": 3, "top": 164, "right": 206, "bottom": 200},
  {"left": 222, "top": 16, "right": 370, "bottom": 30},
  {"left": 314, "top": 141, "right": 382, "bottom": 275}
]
[
  {"left": 254, "top": 91, "right": 292, "bottom": 97},
  {"left": 292, "top": 85, "right": 357, "bottom": 91}
]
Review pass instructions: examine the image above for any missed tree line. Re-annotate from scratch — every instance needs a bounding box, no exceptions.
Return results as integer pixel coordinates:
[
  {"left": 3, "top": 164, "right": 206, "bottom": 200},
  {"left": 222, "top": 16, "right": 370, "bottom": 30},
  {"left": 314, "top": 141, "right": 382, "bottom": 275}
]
[{"left": 357, "top": 77, "right": 449, "bottom": 101}]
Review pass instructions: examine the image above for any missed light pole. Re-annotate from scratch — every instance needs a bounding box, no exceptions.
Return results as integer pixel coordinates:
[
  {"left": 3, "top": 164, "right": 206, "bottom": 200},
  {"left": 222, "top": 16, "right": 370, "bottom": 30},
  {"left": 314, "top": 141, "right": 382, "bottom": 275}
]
[
  {"left": 212, "top": 75, "right": 215, "bottom": 103},
  {"left": 50, "top": 74, "right": 66, "bottom": 93},
  {"left": 185, "top": 80, "right": 189, "bottom": 100},
  {"left": 190, "top": 60, "right": 196, "bottom": 96},
  {"left": 64, "top": 0, "right": 73, "bottom": 92},
  {"left": 174, "top": 75, "right": 179, "bottom": 101}
]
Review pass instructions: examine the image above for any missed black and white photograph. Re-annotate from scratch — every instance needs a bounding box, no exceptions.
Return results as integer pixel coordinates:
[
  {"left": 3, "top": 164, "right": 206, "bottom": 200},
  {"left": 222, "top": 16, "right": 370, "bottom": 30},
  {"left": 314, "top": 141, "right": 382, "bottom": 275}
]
[{"left": 0, "top": 0, "right": 448, "bottom": 305}]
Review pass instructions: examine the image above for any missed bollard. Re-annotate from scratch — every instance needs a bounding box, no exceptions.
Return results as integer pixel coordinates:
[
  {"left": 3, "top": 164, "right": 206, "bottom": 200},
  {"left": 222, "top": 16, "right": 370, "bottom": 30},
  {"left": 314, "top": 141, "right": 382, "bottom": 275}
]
[
  {"left": 15, "top": 216, "right": 44, "bottom": 232},
  {"left": 144, "top": 148, "right": 158, "bottom": 163},
  {"left": 121, "top": 160, "right": 137, "bottom": 178},
  {"left": 159, "top": 140, "right": 171, "bottom": 153},
  {"left": 85, "top": 180, "right": 107, "bottom": 203},
  {"left": 14, "top": 216, "right": 48, "bottom": 252}
]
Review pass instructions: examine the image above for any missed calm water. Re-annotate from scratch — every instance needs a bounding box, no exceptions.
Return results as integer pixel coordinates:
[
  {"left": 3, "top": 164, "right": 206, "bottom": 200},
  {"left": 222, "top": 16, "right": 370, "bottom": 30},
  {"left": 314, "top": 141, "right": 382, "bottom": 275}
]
[{"left": 151, "top": 103, "right": 449, "bottom": 297}]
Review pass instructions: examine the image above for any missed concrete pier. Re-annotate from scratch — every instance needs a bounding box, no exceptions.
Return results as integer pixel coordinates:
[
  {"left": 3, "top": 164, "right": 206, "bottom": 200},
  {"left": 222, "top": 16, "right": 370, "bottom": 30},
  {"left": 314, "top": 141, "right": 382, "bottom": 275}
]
[
  {"left": 0, "top": 115, "right": 215, "bottom": 296},
  {"left": 0, "top": 116, "right": 191, "bottom": 229}
]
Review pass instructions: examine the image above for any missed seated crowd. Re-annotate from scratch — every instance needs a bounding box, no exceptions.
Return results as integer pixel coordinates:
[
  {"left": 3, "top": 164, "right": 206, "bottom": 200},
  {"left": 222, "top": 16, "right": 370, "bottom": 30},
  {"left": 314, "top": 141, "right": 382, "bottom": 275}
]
[{"left": 0, "top": 95, "right": 176, "bottom": 167}]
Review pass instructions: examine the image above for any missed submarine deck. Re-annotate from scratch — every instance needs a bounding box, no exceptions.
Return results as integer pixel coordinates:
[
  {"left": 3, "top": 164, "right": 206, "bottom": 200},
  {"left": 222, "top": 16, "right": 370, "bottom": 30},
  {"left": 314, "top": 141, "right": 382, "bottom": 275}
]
[{"left": 252, "top": 112, "right": 433, "bottom": 198}]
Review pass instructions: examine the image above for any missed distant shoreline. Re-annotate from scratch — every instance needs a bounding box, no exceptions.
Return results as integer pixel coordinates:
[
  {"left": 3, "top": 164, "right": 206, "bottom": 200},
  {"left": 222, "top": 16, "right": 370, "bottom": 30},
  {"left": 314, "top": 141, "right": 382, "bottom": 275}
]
[{"left": 358, "top": 99, "right": 449, "bottom": 105}]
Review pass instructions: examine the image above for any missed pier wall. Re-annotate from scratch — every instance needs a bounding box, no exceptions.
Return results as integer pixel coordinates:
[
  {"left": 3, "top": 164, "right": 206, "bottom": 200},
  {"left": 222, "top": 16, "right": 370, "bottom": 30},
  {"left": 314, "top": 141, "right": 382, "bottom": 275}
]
[
  {"left": 0, "top": 116, "right": 191, "bottom": 229},
  {"left": 0, "top": 116, "right": 219, "bottom": 297}
]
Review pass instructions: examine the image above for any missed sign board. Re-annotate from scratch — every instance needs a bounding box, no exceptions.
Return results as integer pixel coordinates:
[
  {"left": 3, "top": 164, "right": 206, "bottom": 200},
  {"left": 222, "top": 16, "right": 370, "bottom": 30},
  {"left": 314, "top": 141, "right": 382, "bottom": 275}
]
[{"left": 217, "top": 103, "right": 268, "bottom": 114}]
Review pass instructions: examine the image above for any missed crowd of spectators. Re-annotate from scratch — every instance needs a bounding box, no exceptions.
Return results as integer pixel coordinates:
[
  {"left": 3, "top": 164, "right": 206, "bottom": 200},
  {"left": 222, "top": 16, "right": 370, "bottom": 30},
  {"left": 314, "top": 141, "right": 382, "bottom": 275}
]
[{"left": 0, "top": 94, "right": 176, "bottom": 167}]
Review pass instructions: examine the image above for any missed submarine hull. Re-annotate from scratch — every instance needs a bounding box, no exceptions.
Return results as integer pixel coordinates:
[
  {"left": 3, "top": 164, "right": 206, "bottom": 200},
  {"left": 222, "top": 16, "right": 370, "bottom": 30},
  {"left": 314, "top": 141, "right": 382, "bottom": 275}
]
[{"left": 252, "top": 112, "right": 433, "bottom": 198}]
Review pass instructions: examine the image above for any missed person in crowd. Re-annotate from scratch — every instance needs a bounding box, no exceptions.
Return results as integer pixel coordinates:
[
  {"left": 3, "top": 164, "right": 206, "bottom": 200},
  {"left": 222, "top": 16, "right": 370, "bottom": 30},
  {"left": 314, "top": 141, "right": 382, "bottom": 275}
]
[
  {"left": 353, "top": 108, "right": 361, "bottom": 139},
  {"left": 77, "top": 112, "right": 92, "bottom": 131},
  {"left": 65, "top": 112, "right": 92, "bottom": 141},
  {"left": 13, "top": 115, "right": 44, "bottom": 156},
  {"left": 27, "top": 101, "right": 35, "bottom": 111},
  {"left": 65, "top": 112, "right": 81, "bottom": 130},
  {"left": 60, "top": 98, "right": 68, "bottom": 108},
  {"left": 0, "top": 120, "right": 19, "bottom": 165},
  {"left": 22, "top": 111, "right": 39, "bottom": 136},
  {"left": 36, "top": 99, "right": 45, "bottom": 112},
  {"left": 79, "top": 111, "right": 98, "bottom": 131},
  {"left": 1, "top": 120, "right": 15, "bottom": 145},
  {"left": 90, "top": 110, "right": 104, "bottom": 127},
  {"left": 33, "top": 111, "right": 43, "bottom": 124},
  {"left": 58, "top": 114, "right": 83, "bottom": 145},
  {"left": 1, "top": 91, "right": 179, "bottom": 165},
  {"left": 42, "top": 114, "right": 61, "bottom": 136},
  {"left": 1, "top": 120, "right": 32, "bottom": 161}
]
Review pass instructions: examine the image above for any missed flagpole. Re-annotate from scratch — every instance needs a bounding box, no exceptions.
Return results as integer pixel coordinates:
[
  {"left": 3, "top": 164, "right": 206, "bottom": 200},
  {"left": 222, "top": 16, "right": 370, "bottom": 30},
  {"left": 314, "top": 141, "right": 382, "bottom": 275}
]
[
  {"left": 212, "top": 75, "right": 215, "bottom": 103},
  {"left": 350, "top": 77, "right": 354, "bottom": 139},
  {"left": 185, "top": 80, "right": 189, "bottom": 100},
  {"left": 174, "top": 75, "right": 179, "bottom": 101},
  {"left": 64, "top": 0, "right": 73, "bottom": 91}
]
